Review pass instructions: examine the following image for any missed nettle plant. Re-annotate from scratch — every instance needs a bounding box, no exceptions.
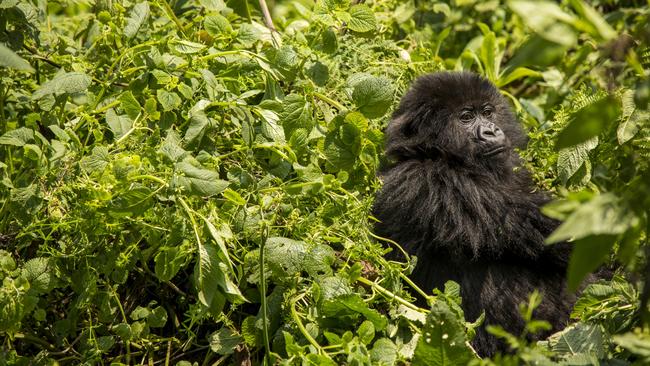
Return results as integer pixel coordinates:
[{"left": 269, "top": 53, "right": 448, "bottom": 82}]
[{"left": 0, "top": 0, "right": 649, "bottom": 365}]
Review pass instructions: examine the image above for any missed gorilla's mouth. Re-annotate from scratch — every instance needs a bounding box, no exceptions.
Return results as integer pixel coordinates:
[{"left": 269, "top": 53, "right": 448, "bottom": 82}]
[{"left": 483, "top": 146, "right": 506, "bottom": 157}]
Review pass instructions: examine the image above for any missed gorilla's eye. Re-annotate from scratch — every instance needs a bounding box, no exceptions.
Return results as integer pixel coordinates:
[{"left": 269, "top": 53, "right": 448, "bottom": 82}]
[
  {"left": 460, "top": 111, "right": 474, "bottom": 123},
  {"left": 482, "top": 107, "right": 493, "bottom": 118}
]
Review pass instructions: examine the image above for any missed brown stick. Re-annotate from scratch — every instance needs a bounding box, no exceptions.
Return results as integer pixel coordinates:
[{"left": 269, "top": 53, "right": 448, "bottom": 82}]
[{"left": 258, "top": 0, "right": 276, "bottom": 32}]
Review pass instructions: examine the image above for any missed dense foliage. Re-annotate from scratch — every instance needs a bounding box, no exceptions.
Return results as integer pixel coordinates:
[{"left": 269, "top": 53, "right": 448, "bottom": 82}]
[{"left": 0, "top": 0, "right": 649, "bottom": 364}]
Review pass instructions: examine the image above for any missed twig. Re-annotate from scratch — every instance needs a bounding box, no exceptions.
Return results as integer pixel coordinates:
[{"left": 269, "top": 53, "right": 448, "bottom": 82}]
[{"left": 258, "top": 0, "right": 276, "bottom": 32}]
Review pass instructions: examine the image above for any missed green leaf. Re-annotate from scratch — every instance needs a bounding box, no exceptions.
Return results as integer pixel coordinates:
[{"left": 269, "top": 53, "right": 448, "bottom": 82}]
[
  {"left": 170, "top": 39, "right": 206, "bottom": 54},
  {"left": 0, "top": 127, "right": 34, "bottom": 146},
  {"left": 209, "top": 328, "right": 242, "bottom": 355},
  {"left": 358, "top": 320, "right": 375, "bottom": 345},
  {"left": 106, "top": 109, "right": 133, "bottom": 139},
  {"left": 0, "top": 43, "right": 34, "bottom": 72},
  {"left": 124, "top": 2, "right": 150, "bottom": 39},
  {"left": 157, "top": 89, "right": 182, "bottom": 111},
  {"left": 32, "top": 72, "right": 92, "bottom": 100},
  {"left": 147, "top": 306, "right": 167, "bottom": 328},
  {"left": 347, "top": 4, "right": 376, "bottom": 33},
  {"left": 557, "top": 137, "right": 598, "bottom": 185},
  {"left": 612, "top": 332, "right": 650, "bottom": 360},
  {"left": 280, "top": 94, "right": 312, "bottom": 137},
  {"left": 547, "top": 323, "right": 604, "bottom": 357},
  {"left": 617, "top": 89, "right": 646, "bottom": 144},
  {"left": 119, "top": 91, "right": 141, "bottom": 120},
  {"left": 351, "top": 75, "right": 393, "bottom": 118},
  {"left": 497, "top": 67, "right": 542, "bottom": 87},
  {"left": 108, "top": 186, "right": 153, "bottom": 218},
  {"left": 200, "top": 216, "right": 235, "bottom": 272},
  {"left": 567, "top": 235, "right": 615, "bottom": 291},
  {"left": 507, "top": 35, "right": 569, "bottom": 68},
  {"left": 321, "top": 294, "right": 387, "bottom": 331},
  {"left": 222, "top": 188, "right": 246, "bottom": 205},
  {"left": 306, "top": 61, "right": 329, "bottom": 86},
  {"left": 547, "top": 193, "right": 638, "bottom": 243},
  {"left": 154, "top": 247, "right": 187, "bottom": 282},
  {"left": 413, "top": 301, "right": 473, "bottom": 366},
  {"left": 172, "top": 161, "right": 229, "bottom": 196},
  {"left": 204, "top": 14, "right": 233, "bottom": 36},
  {"left": 370, "top": 338, "right": 398, "bottom": 365},
  {"left": 508, "top": 1, "right": 577, "bottom": 46},
  {"left": 555, "top": 96, "right": 620, "bottom": 149},
  {"left": 22, "top": 257, "right": 55, "bottom": 294},
  {"left": 80, "top": 146, "right": 110, "bottom": 173},
  {"left": 195, "top": 237, "right": 226, "bottom": 312},
  {"left": 183, "top": 113, "right": 210, "bottom": 148},
  {"left": 569, "top": 0, "right": 616, "bottom": 41}
]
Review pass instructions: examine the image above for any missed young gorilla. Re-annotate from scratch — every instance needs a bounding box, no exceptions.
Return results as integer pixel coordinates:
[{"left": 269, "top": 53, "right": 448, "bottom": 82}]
[{"left": 373, "top": 72, "right": 576, "bottom": 357}]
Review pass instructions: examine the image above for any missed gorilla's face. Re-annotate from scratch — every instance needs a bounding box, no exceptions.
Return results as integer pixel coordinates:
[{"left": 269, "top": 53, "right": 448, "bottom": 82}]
[
  {"left": 454, "top": 102, "right": 508, "bottom": 158},
  {"left": 385, "top": 72, "right": 525, "bottom": 167}
]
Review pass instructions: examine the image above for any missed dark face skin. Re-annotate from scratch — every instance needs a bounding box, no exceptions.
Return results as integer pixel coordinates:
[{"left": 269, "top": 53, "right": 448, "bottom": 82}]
[{"left": 455, "top": 102, "right": 507, "bottom": 158}]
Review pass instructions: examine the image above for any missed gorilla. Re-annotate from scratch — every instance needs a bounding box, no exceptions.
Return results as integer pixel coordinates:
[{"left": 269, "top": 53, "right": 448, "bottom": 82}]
[{"left": 372, "top": 72, "right": 577, "bottom": 356}]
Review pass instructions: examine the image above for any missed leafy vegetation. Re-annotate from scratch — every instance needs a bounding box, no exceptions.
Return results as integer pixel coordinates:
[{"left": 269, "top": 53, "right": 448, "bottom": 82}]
[{"left": 0, "top": 0, "right": 649, "bottom": 364}]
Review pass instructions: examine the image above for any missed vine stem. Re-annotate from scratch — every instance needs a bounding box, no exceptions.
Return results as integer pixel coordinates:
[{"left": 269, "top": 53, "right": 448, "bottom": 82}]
[
  {"left": 312, "top": 91, "right": 347, "bottom": 111},
  {"left": 258, "top": 213, "right": 271, "bottom": 365},
  {"left": 357, "top": 277, "right": 429, "bottom": 313}
]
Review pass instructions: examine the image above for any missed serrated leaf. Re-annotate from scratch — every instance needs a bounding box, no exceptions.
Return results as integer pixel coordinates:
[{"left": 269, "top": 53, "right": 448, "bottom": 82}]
[
  {"left": 351, "top": 75, "right": 393, "bottom": 118},
  {"left": 205, "top": 14, "right": 233, "bottom": 36},
  {"left": 413, "top": 301, "right": 472, "bottom": 365},
  {"left": 32, "top": 72, "right": 92, "bottom": 100},
  {"left": 108, "top": 186, "right": 153, "bottom": 218},
  {"left": 347, "top": 4, "right": 376, "bottom": 33},
  {"left": 280, "top": 94, "right": 312, "bottom": 137},
  {"left": 22, "top": 257, "right": 54, "bottom": 294},
  {"left": 547, "top": 193, "right": 638, "bottom": 243},
  {"left": 0, "top": 43, "right": 34, "bottom": 71},
  {"left": 124, "top": 2, "right": 150, "bottom": 38},
  {"left": 0, "top": 127, "right": 34, "bottom": 146},
  {"left": 617, "top": 89, "right": 646, "bottom": 144},
  {"left": 555, "top": 96, "right": 620, "bottom": 149},
  {"left": 547, "top": 323, "right": 604, "bottom": 357},
  {"left": 557, "top": 137, "right": 598, "bottom": 184}
]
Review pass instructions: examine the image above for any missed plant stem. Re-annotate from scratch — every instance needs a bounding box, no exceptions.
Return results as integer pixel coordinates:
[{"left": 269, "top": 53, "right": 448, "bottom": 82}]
[{"left": 357, "top": 277, "right": 428, "bottom": 313}]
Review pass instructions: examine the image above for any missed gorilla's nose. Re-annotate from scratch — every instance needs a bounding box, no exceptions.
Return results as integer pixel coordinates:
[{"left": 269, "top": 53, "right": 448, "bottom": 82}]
[{"left": 478, "top": 123, "right": 505, "bottom": 144}]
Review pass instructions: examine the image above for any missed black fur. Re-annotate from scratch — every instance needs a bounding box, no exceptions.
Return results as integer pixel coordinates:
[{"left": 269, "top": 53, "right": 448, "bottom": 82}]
[{"left": 373, "top": 72, "right": 576, "bottom": 356}]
